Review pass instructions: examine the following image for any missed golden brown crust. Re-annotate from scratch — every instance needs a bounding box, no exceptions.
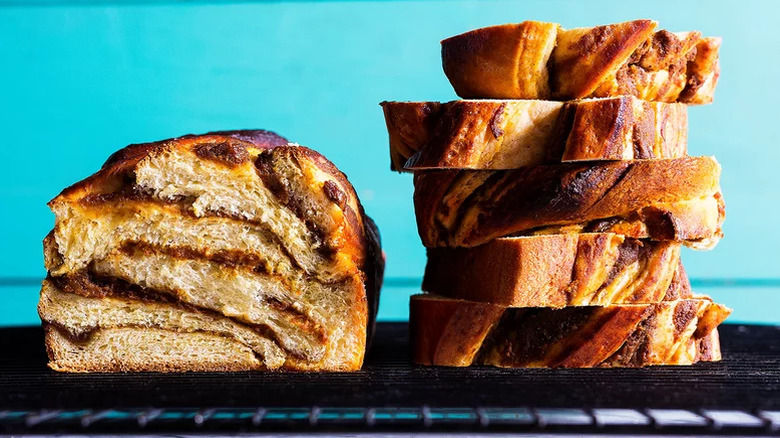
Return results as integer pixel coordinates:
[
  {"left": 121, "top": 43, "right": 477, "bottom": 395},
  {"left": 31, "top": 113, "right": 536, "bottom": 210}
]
[
  {"left": 203, "top": 129, "right": 290, "bottom": 148},
  {"left": 54, "top": 132, "right": 369, "bottom": 272},
  {"left": 441, "top": 20, "right": 720, "bottom": 103},
  {"left": 563, "top": 98, "right": 688, "bottom": 161},
  {"left": 100, "top": 130, "right": 289, "bottom": 170},
  {"left": 43, "top": 131, "right": 384, "bottom": 372},
  {"left": 423, "top": 233, "right": 683, "bottom": 307},
  {"left": 63, "top": 131, "right": 287, "bottom": 203},
  {"left": 588, "top": 30, "right": 701, "bottom": 102},
  {"left": 381, "top": 97, "right": 687, "bottom": 171},
  {"left": 254, "top": 145, "right": 366, "bottom": 267},
  {"left": 50, "top": 130, "right": 382, "bottom": 285},
  {"left": 410, "top": 294, "right": 730, "bottom": 368},
  {"left": 410, "top": 296, "right": 504, "bottom": 367},
  {"left": 441, "top": 21, "right": 559, "bottom": 100},
  {"left": 362, "top": 216, "right": 384, "bottom": 344},
  {"left": 413, "top": 156, "right": 723, "bottom": 248},
  {"left": 381, "top": 101, "right": 443, "bottom": 170},
  {"left": 553, "top": 20, "right": 658, "bottom": 99}
]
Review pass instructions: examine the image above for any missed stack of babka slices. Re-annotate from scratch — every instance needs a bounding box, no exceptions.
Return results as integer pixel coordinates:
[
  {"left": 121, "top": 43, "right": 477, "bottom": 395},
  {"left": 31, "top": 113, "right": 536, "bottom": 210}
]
[
  {"left": 381, "top": 19, "right": 731, "bottom": 367},
  {"left": 39, "top": 130, "right": 383, "bottom": 372}
]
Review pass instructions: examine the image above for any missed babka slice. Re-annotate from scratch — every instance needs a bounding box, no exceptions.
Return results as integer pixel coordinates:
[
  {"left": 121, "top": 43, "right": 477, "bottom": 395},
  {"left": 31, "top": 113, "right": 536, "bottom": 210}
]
[
  {"left": 381, "top": 97, "right": 687, "bottom": 171},
  {"left": 40, "top": 130, "right": 384, "bottom": 372},
  {"left": 413, "top": 156, "right": 724, "bottom": 249},
  {"left": 410, "top": 287, "right": 731, "bottom": 368},
  {"left": 441, "top": 19, "right": 720, "bottom": 103},
  {"left": 424, "top": 233, "right": 684, "bottom": 307}
]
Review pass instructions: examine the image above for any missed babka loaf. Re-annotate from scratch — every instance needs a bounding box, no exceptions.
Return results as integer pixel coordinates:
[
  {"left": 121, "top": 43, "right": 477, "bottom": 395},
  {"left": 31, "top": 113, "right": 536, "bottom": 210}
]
[
  {"left": 424, "top": 233, "right": 683, "bottom": 307},
  {"left": 413, "top": 156, "right": 724, "bottom": 249},
  {"left": 410, "top": 288, "right": 731, "bottom": 368},
  {"left": 39, "top": 130, "right": 384, "bottom": 372},
  {"left": 381, "top": 97, "right": 687, "bottom": 171},
  {"left": 441, "top": 20, "right": 720, "bottom": 103}
]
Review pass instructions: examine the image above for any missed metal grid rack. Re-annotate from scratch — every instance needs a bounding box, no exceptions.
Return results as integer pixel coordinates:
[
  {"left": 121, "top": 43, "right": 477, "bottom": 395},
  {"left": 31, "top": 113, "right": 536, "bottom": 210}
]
[
  {"left": 2, "top": 323, "right": 780, "bottom": 435},
  {"left": 3, "top": 406, "right": 780, "bottom": 434}
]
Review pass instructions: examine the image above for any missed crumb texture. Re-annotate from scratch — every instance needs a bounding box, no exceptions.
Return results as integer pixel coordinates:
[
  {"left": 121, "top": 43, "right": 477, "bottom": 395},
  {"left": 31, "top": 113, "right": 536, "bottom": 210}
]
[{"left": 41, "top": 131, "right": 384, "bottom": 372}]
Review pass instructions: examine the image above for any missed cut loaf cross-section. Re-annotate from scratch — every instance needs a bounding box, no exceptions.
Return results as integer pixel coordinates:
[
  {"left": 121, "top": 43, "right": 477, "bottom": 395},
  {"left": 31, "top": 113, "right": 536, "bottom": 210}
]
[{"left": 40, "top": 130, "right": 384, "bottom": 372}]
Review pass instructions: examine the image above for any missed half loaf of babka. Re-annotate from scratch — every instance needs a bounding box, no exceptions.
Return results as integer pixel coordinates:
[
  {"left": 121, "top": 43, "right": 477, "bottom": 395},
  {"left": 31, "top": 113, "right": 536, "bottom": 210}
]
[
  {"left": 39, "top": 130, "right": 384, "bottom": 372},
  {"left": 441, "top": 19, "right": 720, "bottom": 103}
]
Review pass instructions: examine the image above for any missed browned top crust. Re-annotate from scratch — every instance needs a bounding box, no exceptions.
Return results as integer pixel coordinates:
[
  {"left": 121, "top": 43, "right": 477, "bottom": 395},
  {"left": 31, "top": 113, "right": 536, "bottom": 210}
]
[
  {"left": 66, "top": 130, "right": 286, "bottom": 198},
  {"left": 100, "top": 129, "right": 289, "bottom": 171},
  {"left": 381, "top": 97, "right": 687, "bottom": 171},
  {"left": 413, "top": 156, "right": 723, "bottom": 248},
  {"left": 54, "top": 132, "right": 364, "bottom": 264},
  {"left": 49, "top": 131, "right": 384, "bottom": 344},
  {"left": 441, "top": 20, "right": 720, "bottom": 103},
  {"left": 204, "top": 129, "right": 290, "bottom": 148}
]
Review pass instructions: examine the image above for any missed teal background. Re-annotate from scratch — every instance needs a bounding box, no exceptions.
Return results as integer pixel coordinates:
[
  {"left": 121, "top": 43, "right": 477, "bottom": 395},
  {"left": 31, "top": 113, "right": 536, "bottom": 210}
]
[{"left": 1, "top": 0, "right": 778, "bottom": 326}]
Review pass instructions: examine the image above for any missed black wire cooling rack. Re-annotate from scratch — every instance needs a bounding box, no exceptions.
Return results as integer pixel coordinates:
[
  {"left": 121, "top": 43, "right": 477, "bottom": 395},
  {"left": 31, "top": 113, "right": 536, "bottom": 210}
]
[{"left": 2, "top": 323, "right": 780, "bottom": 435}]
